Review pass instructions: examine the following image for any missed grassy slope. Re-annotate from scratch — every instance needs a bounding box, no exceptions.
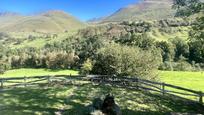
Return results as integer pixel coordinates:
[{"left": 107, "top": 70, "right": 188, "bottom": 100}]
[
  {"left": 0, "top": 68, "right": 78, "bottom": 78},
  {"left": 159, "top": 71, "right": 204, "bottom": 92},
  {"left": 148, "top": 26, "right": 189, "bottom": 41},
  {"left": 6, "top": 31, "right": 77, "bottom": 49},
  {"left": 0, "top": 11, "right": 85, "bottom": 33},
  {"left": 0, "top": 84, "right": 203, "bottom": 115},
  {"left": 102, "top": 0, "right": 175, "bottom": 22},
  {"left": 8, "top": 26, "right": 189, "bottom": 49}
]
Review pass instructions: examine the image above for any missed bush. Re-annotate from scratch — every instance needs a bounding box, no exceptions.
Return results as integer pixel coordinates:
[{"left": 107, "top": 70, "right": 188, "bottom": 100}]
[
  {"left": 45, "top": 52, "right": 79, "bottom": 69},
  {"left": 80, "top": 59, "right": 93, "bottom": 75},
  {"left": 0, "top": 65, "right": 5, "bottom": 74},
  {"left": 0, "top": 62, "right": 10, "bottom": 74},
  {"left": 192, "top": 61, "right": 202, "bottom": 72},
  {"left": 173, "top": 60, "right": 192, "bottom": 71},
  {"left": 159, "top": 61, "right": 174, "bottom": 71},
  {"left": 159, "top": 60, "right": 192, "bottom": 71},
  {"left": 92, "top": 43, "right": 162, "bottom": 80}
]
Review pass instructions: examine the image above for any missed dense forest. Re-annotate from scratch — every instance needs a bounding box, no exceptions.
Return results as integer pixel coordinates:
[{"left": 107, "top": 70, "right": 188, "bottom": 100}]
[{"left": 0, "top": 0, "right": 203, "bottom": 80}]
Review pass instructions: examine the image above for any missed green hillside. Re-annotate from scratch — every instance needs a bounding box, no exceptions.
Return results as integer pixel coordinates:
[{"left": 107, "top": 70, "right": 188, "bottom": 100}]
[
  {"left": 101, "top": 0, "right": 175, "bottom": 22},
  {"left": 0, "top": 10, "right": 86, "bottom": 33},
  {"left": 0, "top": 31, "right": 77, "bottom": 49}
]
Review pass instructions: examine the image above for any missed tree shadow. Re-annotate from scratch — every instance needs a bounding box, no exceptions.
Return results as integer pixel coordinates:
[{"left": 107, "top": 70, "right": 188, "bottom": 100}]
[
  {"left": 0, "top": 84, "right": 203, "bottom": 115},
  {"left": 0, "top": 87, "right": 68, "bottom": 115}
]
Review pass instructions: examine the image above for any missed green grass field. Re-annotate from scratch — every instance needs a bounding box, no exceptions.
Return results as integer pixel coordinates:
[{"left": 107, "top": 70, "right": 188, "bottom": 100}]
[
  {"left": 0, "top": 68, "right": 79, "bottom": 78},
  {"left": 1, "top": 69, "right": 204, "bottom": 92},
  {"left": 159, "top": 71, "right": 204, "bottom": 92},
  {"left": 0, "top": 84, "right": 203, "bottom": 115}
]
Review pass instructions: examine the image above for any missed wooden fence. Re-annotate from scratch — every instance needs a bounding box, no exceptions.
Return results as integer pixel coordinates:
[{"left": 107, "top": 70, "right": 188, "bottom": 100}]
[
  {"left": 88, "top": 75, "right": 204, "bottom": 105},
  {"left": 0, "top": 75, "right": 203, "bottom": 105},
  {"left": 0, "top": 75, "right": 86, "bottom": 88}
]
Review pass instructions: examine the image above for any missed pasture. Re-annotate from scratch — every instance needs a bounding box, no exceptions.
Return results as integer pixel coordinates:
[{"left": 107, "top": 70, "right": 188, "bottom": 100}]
[
  {"left": 1, "top": 69, "right": 204, "bottom": 92},
  {"left": 0, "top": 68, "right": 79, "bottom": 78},
  {"left": 159, "top": 71, "right": 204, "bottom": 92},
  {"left": 1, "top": 69, "right": 203, "bottom": 92}
]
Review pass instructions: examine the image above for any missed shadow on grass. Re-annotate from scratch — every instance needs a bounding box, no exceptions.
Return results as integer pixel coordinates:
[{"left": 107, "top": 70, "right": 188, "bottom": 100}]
[
  {"left": 0, "top": 84, "right": 203, "bottom": 115},
  {"left": 0, "top": 87, "right": 68, "bottom": 115}
]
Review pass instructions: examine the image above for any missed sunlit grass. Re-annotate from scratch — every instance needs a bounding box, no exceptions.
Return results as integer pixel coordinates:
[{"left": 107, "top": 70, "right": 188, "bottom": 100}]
[
  {"left": 159, "top": 71, "right": 204, "bottom": 92},
  {"left": 0, "top": 68, "right": 79, "bottom": 78}
]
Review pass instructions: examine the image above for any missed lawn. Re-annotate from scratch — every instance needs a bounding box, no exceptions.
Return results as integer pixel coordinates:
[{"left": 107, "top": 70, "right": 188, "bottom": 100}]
[
  {"left": 0, "top": 68, "right": 79, "bottom": 78},
  {"left": 0, "top": 84, "right": 203, "bottom": 115},
  {"left": 159, "top": 71, "right": 204, "bottom": 92}
]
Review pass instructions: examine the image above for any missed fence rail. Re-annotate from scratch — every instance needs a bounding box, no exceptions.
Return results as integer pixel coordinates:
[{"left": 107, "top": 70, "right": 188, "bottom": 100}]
[
  {"left": 0, "top": 75, "right": 203, "bottom": 105},
  {"left": 89, "top": 75, "right": 204, "bottom": 105}
]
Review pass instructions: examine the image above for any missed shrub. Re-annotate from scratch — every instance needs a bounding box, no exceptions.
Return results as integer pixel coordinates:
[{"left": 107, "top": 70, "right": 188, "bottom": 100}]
[
  {"left": 80, "top": 59, "right": 93, "bottom": 75},
  {"left": 159, "top": 61, "right": 174, "bottom": 71},
  {"left": 159, "top": 58, "right": 192, "bottom": 71},
  {"left": 173, "top": 60, "right": 192, "bottom": 71},
  {"left": 28, "top": 35, "right": 36, "bottom": 41},
  {"left": 0, "top": 62, "right": 10, "bottom": 74},
  {"left": 0, "top": 64, "right": 5, "bottom": 74}
]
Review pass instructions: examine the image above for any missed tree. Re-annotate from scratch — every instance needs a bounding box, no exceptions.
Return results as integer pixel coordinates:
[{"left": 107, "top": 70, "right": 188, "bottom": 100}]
[
  {"left": 188, "top": 16, "right": 204, "bottom": 63},
  {"left": 116, "top": 33, "right": 155, "bottom": 50},
  {"left": 173, "top": 0, "right": 204, "bottom": 63},
  {"left": 156, "top": 41, "right": 175, "bottom": 62},
  {"left": 173, "top": 0, "right": 203, "bottom": 17},
  {"left": 79, "top": 35, "right": 105, "bottom": 62},
  {"left": 170, "top": 37, "right": 189, "bottom": 61},
  {"left": 92, "top": 43, "right": 162, "bottom": 80}
]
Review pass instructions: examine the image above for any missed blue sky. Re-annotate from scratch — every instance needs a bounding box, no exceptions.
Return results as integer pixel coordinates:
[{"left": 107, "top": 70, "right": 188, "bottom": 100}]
[{"left": 0, "top": 0, "right": 139, "bottom": 21}]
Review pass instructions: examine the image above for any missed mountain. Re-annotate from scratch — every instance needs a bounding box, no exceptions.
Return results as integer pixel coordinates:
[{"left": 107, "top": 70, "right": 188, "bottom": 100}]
[
  {"left": 0, "top": 10, "right": 86, "bottom": 33},
  {"left": 87, "top": 16, "right": 107, "bottom": 24},
  {"left": 99, "top": 0, "right": 176, "bottom": 22},
  {"left": 0, "top": 11, "right": 20, "bottom": 17}
]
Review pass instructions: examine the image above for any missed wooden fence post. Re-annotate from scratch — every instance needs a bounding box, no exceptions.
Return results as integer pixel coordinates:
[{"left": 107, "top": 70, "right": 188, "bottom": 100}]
[
  {"left": 1, "top": 78, "right": 3, "bottom": 88},
  {"left": 199, "top": 91, "right": 203, "bottom": 105},
  {"left": 24, "top": 76, "right": 27, "bottom": 87},
  {"left": 47, "top": 76, "right": 51, "bottom": 84},
  {"left": 135, "top": 78, "right": 139, "bottom": 90},
  {"left": 162, "top": 83, "right": 165, "bottom": 95}
]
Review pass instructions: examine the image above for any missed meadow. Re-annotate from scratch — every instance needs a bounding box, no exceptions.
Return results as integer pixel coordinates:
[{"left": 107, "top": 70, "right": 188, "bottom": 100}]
[
  {"left": 0, "top": 68, "right": 78, "bottom": 78},
  {"left": 159, "top": 71, "right": 204, "bottom": 92},
  {"left": 0, "top": 69, "right": 204, "bottom": 114},
  {"left": 1, "top": 69, "right": 204, "bottom": 93}
]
